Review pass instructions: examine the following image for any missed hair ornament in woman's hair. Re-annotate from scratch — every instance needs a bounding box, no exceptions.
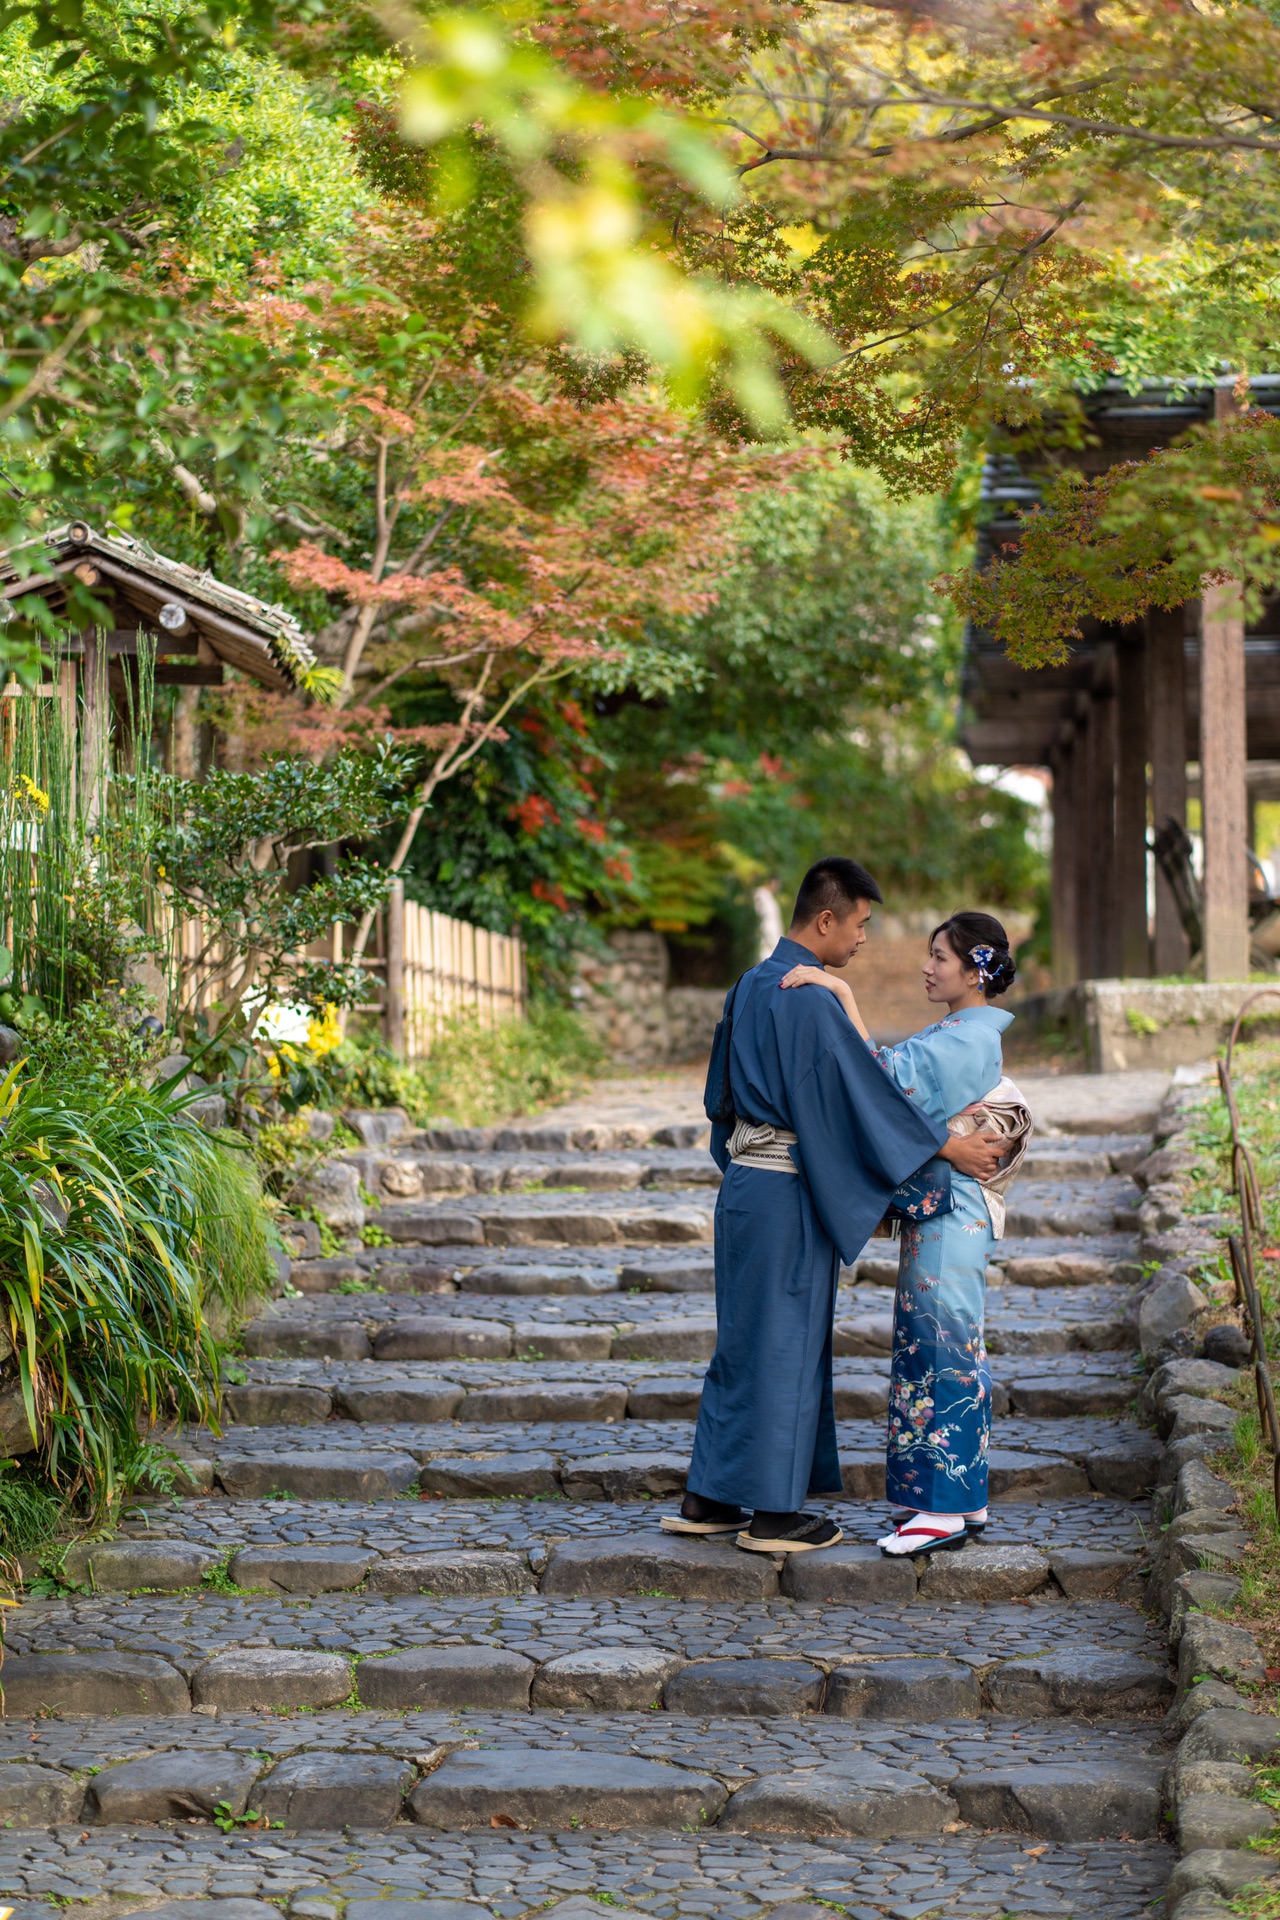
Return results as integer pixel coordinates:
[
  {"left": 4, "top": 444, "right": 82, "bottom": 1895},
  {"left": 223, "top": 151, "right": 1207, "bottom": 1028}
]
[{"left": 968, "top": 943, "right": 996, "bottom": 984}]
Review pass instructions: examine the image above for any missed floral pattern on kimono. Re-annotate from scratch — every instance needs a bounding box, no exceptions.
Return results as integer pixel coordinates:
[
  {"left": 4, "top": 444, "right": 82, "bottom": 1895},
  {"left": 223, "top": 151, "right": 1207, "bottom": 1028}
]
[{"left": 870, "top": 1004, "right": 1013, "bottom": 1512}]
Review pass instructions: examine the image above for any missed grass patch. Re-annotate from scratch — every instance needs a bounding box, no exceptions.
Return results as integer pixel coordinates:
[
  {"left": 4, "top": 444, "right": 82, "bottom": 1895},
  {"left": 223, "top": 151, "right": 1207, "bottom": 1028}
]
[
  {"left": 334, "top": 1004, "right": 606, "bottom": 1129},
  {"left": 1177, "top": 1034, "right": 1280, "bottom": 1886},
  {"left": 0, "top": 1464, "right": 67, "bottom": 1561}
]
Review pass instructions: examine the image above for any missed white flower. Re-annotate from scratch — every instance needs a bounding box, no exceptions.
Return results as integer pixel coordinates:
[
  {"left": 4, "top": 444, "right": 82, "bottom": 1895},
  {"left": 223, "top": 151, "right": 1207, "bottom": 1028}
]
[{"left": 258, "top": 1002, "right": 312, "bottom": 1046}]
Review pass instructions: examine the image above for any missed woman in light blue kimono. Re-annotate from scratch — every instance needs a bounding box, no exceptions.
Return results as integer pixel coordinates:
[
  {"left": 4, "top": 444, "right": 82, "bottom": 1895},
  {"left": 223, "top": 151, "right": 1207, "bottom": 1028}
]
[{"left": 781, "top": 910, "right": 1023, "bottom": 1557}]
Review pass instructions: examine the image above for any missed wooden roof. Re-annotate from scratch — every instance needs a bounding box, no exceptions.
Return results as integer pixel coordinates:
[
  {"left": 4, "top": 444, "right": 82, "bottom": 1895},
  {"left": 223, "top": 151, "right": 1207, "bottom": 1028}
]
[
  {"left": 961, "top": 379, "right": 1280, "bottom": 767},
  {"left": 0, "top": 523, "right": 316, "bottom": 692}
]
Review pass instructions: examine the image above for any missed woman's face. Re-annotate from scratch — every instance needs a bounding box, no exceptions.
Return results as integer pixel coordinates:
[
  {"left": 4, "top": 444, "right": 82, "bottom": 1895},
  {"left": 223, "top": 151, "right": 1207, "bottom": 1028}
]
[{"left": 923, "top": 931, "right": 983, "bottom": 1008}]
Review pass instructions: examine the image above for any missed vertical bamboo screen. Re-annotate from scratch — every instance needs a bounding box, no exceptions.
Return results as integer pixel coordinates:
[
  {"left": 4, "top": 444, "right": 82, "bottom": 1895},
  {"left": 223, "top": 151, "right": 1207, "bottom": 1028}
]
[
  {"left": 397, "top": 898, "right": 525, "bottom": 1058},
  {"left": 175, "top": 896, "right": 524, "bottom": 1060}
]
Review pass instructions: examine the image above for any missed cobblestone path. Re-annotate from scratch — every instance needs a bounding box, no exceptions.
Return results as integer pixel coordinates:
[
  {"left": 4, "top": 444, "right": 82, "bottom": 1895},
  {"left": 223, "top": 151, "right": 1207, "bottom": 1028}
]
[{"left": 0, "top": 1069, "right": 1182, "bottom": 1920}]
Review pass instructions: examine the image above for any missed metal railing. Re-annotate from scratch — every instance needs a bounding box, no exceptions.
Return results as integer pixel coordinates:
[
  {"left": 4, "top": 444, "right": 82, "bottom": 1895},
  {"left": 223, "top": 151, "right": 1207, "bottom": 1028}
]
[{"left": 1220, "top": 987, "right": 1280, "bottom": 1522}]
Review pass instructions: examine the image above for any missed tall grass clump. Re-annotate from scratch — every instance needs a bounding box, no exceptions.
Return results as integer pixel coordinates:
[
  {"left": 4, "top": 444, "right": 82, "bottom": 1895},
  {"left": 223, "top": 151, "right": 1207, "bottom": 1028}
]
[
  {"left": 185, "top": 1124, "right": 277, "bottom": 1328},
  {"left": 0, "top": 1062, "right": 239, "bottom": 1517},
  {"left": 0, "top": 647, "right": 160, "bottom": 1025}
]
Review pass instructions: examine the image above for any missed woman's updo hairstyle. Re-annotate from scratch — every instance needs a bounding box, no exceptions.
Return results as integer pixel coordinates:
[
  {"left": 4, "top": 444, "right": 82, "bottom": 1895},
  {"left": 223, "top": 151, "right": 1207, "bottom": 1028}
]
[{"left": 931, "top": 910, "right": 1017, "bottom": 999}]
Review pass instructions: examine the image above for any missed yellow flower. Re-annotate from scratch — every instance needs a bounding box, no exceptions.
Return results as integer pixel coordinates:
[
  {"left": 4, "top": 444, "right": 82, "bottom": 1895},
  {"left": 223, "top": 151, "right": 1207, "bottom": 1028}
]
[
  {"left": 13, "top": 774, "right": 48, "bottom": 812},
  {"left": 267, "top": 1051, "right": 283, "bottom": 1081},
  {"left": 307, "top": 1004, "right": 342, "bottom": 1058}
]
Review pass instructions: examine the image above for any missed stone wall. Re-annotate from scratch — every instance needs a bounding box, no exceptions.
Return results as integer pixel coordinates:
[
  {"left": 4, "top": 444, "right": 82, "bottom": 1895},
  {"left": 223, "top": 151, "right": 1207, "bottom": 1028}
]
[
  {"left": 572, "top": 932, "right": 672, "bottom": 1067},
  {"left": 572, "top": 932, "right": 722, "bottom": 1067},
  {"left": 666, "top": 986, "right": 724, "bottom": 1064},
  {"left": 1013, "top": 978, "right": 1278, "bottom": 1072}
]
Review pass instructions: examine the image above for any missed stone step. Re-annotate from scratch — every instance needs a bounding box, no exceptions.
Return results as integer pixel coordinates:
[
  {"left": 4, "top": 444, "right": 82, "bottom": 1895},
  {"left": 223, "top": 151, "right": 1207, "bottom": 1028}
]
[
  {"left": 1002, "top": 1178, "right": 1143, "bottom": 1239},
  {"left": 243, "top": 1283, "right": 1142, "bottom": 1363},
  {"left": 232, "top": 1333, "right": 1146, "bottom": 1393},
  {"left": 8, "top": 1588, "right": 1163, "bottom": 1671},
  {"left": 422, "top": 1119, "right": 712, "bottom": 1153},
  {"left": 0, "top": 1703, "right": 1170, "bottom": 1840},
  {"left": 372, "top": 1192, "right": 716, "bottom": 1251},
  {"left": 0, "top": 1823, "right": 1174, "bottom": 1917},
  {"left": 297, "top": 1177, "right": 1140, "bottom": 1261},
  {"left": 0, "top": 1626, "right": 1171, "bottom": 1720},
  {"left": 343, "top": 1146, "right": 724, "bottom": 1207},
  {"left": 286, "top": 1235, "right": 1142, "bottom": 1301},
  {"left": 182, "top": 1413, "right": 1160, "bottom": 1503},
  {"left": 109, "top": 1492, "right": 1152, "bottom": 1562},
  {"left": 75, "top": 1517, "right": 1151, "bottom": 1603},
  {"left": 344, "top": 1138, "right": 1151, "bottom": 1205},
  {"left": 1022, "top": 1134, "right": 1152, "bottom": 1179},
  {"left": 223, "top": 1362, "right": 1138, "bottom": 1425}
]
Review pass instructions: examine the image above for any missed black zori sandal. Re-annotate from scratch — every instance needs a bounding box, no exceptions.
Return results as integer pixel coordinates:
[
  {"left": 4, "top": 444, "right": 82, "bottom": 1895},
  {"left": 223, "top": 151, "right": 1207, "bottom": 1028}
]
[
  {"left": 661, "top": 1512, "right": 744, "bottom": 1535},
  {"left": 661, "top": 1495, "right": 747, "bottom": 1536},
  {"left": 737, "top": 1514, "right": 843, "bottom": 1554}
]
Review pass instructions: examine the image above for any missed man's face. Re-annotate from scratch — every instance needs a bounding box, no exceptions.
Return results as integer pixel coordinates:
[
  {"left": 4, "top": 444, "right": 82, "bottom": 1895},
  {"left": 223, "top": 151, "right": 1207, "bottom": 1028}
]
[{"left": 809, "top": 900, "right": 872, "bottom": 968}]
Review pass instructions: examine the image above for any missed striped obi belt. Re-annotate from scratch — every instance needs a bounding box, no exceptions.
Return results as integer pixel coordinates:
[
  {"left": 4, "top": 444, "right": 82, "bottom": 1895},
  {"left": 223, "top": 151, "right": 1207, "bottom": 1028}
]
[{"left": 727, "top": 1117, "right": 798, "bottom": 1173}]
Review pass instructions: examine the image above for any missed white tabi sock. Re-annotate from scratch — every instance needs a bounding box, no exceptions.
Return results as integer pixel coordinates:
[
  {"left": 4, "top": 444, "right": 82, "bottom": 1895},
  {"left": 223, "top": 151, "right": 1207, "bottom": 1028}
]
[
  {"left": 877, "top": 1510, "right": 967, "bottom": 1555},
  {"left": 963, "top": 1507, "right": 988, "bottom": 1524}
]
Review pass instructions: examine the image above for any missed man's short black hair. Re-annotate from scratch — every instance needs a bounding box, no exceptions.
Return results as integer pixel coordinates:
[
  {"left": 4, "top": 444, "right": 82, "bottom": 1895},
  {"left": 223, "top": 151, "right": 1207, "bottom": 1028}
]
[{"left": 790, "top": 856, "right": 883, "bottom": 927}]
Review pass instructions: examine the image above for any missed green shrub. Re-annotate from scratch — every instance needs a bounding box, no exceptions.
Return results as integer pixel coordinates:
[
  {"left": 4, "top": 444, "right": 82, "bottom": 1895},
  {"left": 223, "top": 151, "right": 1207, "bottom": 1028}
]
[
  {"left": 325, "top": 1004, "right": 606, "bottom": 1128},
  {"left": 0, "top": 1063, "right": 269, "bottom": 1514}
]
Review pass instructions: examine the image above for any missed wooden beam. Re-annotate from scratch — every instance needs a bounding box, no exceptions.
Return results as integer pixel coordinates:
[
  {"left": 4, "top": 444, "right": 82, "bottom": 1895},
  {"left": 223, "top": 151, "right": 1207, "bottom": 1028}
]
[
  {"left": 152, "top": 664, "right": 225, "bottom": 685},
  {"left": 1147, "top": 604, "right": 1190, "bottom": 974},
  {"left": 1116, "top": 636, "right": 1150, "bottom": 976}
]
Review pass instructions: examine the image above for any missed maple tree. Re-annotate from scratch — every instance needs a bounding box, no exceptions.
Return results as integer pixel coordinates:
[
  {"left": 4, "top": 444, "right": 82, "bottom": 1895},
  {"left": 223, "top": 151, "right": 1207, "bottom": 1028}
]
[
  {"left": 230, "top": 182, "right": 758, "bottom": 957},
  {"left": 390, "top": 1, "right": 1280, "bottom": 491},
  {"left": 947, "top": 407, "right": 1280, "bottom": 669}
]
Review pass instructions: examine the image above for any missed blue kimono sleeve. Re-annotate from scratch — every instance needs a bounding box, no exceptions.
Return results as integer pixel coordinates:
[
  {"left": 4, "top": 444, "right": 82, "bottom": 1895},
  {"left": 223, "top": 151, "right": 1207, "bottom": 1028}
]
[
  {"left": 702, "top": 981, "right": 740, "bottom": 1172},
  {"left": 790, "top": 1040, "right": 949, "bottom": 1265},
  {"left": 871, "top": 1033, "right": 947, "bottom": 1123}
]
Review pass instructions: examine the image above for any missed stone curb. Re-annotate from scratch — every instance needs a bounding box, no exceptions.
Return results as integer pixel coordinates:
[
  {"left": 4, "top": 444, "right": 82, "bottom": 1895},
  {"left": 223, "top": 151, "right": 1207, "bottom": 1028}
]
[{"left": 1129, "top": 1081, "right": 1280, "bottom": 1918}]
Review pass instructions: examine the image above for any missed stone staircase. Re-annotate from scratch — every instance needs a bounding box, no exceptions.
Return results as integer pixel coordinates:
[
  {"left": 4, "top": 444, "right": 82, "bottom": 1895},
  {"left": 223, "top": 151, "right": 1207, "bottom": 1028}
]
[{"left": 0, "top": 1073, "right": 1184, "bottom": 1919}]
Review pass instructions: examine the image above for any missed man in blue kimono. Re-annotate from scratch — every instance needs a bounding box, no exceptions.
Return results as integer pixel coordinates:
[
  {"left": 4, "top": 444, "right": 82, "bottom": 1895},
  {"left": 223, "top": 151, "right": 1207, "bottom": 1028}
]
[{"left": 666, "top": 856, "right": 1006, "bottom": 1553}]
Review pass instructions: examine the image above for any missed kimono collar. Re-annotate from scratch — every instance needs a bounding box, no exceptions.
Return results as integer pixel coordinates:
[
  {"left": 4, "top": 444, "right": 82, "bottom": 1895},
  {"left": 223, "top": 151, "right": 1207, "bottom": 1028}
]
[
  {"left": 769, "top": 936, "right": 819, "bottom": 966},
  {"left": 944, "top": 1004, "right": 1015, "bottom": 1032}
]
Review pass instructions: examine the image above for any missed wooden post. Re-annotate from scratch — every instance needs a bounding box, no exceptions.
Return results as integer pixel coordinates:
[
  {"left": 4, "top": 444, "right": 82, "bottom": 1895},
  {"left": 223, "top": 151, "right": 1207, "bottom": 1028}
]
[
  {"left": 57, "top": 656, "right": 77, "bottom": 819},
  {"left": 1116, "top": 635, "right": 1150, "bottom": 976},
  {"left": 1087, "top": 646, "right": 1120, "bottom": 976},
  {"left": 1050, "top": 729, "right": 1079, "bottom": 986},
  {"left": 1201, "top": 380, "right": 1251, "bottom": 981},
  {"left": 1146, "top": 603, "right": 1190, "bottom": 974},
  {"left": 1073, "top": 694, "right": 1095, "bottom": 978},
  {"left": 171, "top": 685, "right": 199, "bottom": 780},
  {"left": 1200, "top": 580, "right": 1250, "bottom": 979},
  {"left": 79, "top": 629, "right": 108, "bottom": 827},
  {"left": 385, "top": 879, "right": 405, "bottom": 1057}
]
